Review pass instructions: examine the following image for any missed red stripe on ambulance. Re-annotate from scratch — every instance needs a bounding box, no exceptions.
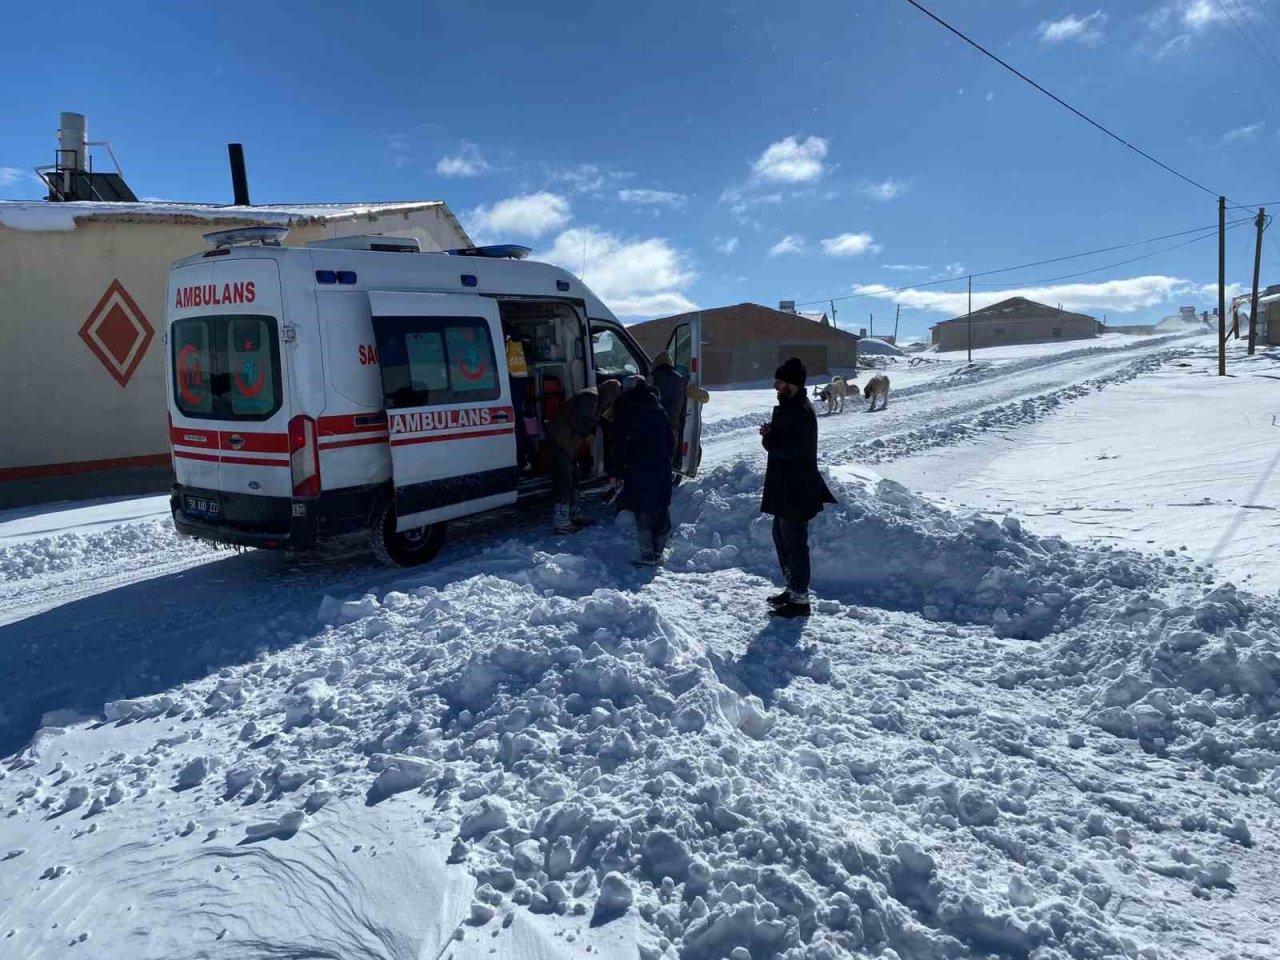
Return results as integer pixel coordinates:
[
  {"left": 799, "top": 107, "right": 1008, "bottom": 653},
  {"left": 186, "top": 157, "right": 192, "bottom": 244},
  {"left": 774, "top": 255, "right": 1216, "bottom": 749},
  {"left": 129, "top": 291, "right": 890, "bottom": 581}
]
[{"left": 390, "top": 426, "right": 515, "bottom": 448}]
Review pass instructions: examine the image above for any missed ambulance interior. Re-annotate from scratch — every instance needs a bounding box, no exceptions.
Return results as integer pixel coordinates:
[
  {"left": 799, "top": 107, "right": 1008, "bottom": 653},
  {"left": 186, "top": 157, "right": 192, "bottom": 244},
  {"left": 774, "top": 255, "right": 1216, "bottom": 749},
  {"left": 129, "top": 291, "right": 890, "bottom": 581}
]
[{"left": 497, "top": 300, "right": 591, "bottom": 488}]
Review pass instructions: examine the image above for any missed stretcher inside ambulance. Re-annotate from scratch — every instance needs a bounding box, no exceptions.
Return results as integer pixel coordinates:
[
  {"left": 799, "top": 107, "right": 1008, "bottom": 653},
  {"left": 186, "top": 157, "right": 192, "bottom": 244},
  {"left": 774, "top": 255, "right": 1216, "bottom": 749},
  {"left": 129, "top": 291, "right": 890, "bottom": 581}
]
[{"left": 165, "top": 228, "right": 703, "bottom": 566}]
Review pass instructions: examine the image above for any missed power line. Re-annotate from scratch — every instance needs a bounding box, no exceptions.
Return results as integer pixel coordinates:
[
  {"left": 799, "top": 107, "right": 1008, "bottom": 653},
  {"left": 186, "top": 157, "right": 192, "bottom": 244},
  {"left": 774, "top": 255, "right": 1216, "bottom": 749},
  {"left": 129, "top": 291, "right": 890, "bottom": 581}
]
[
  {"left": 902, "top": 0, "right": 1221, "bottom": 197},
  {"left": 972, "top": 222, "right": 1243, "bottom": 288},
  {"left": 1224, "top": 0, "right": 1280, "bottom": 70},
  {"left": 794, "top": 218, "right": 1252, "bottom": 306},
  {"left": 1214, "top": 0, "right": 1280, "bottom": 69}
]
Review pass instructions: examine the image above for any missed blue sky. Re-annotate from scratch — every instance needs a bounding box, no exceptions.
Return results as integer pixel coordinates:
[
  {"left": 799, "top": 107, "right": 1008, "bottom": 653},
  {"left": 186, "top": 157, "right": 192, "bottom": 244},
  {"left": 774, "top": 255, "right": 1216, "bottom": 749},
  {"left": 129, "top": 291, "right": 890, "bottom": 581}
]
[{"left": 3, "top": 0, "right": 1278, "bottom": 339}]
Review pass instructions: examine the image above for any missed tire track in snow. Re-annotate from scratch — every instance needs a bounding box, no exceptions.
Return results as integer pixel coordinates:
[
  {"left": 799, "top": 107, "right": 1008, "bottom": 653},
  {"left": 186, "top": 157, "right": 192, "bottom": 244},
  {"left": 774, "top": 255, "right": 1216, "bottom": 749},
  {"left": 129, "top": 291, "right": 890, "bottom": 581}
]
[
  {"left": 826, "top": 346, "right": 1187, "bottom": 466},
  {"left": 702, "top": 333, "right": 1195, "bottom": 443}
]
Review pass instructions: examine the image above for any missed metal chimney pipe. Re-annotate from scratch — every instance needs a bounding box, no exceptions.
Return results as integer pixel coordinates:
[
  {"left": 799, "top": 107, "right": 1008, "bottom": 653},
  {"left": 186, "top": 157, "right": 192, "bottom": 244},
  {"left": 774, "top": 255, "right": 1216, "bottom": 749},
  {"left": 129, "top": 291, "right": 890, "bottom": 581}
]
[{"left": 228, "top": 143, "right": 250, "bottom": 206}]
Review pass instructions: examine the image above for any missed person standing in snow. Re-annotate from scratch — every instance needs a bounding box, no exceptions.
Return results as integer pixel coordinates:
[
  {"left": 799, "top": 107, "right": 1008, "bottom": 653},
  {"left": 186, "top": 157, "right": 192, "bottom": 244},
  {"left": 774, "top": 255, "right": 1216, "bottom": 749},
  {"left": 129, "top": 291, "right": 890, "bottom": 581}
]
[
  {"left": 546, "top": 379, "right": 621, "bottom": 533},
  {"left": 651, "top": 350, "right": 710, "bottom": 467},
  {"left": 610, "top": 376, "right": 675, "bottom": 565},
  {"left": 759, "top": 357, "right": 836, "bottom": 618}
]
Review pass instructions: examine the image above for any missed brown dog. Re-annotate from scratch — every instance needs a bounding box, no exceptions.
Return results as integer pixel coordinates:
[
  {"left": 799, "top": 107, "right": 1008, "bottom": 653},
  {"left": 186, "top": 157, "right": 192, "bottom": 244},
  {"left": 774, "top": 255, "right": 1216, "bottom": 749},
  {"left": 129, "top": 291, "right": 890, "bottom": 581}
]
[{"left": 863, "top": 374, "right": 890, "bottom": 412}]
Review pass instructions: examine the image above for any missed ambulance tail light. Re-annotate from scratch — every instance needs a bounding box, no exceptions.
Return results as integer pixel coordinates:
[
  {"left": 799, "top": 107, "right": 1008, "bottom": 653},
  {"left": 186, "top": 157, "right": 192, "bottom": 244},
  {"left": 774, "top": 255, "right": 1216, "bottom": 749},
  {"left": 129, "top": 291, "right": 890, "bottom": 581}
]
[{"left": 289, "top": 415, "right": 321, "bottom": 497}]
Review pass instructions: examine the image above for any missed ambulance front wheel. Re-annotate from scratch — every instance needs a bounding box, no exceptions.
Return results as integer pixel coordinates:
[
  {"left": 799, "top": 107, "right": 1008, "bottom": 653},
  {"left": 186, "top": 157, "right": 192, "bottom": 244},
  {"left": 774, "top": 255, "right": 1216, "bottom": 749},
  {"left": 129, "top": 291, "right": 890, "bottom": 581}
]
[{"left": 371, "top": 500, "right": 446, "bottom": 567}]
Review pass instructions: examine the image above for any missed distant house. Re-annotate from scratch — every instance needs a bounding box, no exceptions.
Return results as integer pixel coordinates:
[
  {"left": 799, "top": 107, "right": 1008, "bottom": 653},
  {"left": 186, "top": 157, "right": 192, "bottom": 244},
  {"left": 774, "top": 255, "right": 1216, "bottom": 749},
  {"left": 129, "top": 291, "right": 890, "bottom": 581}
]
[
  {"left": 629, "top": 302, "right": 859, "bottom": 385},
  {"left": 930, "top": 297, "right": 1100, "bottom": 352}
]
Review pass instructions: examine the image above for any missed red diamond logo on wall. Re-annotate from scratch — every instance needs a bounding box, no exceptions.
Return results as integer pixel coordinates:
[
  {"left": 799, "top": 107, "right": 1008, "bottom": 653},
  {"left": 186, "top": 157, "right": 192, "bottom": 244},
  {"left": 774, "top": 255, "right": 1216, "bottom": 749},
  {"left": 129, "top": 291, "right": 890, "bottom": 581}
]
[{"left": 80, "top": 279, "right": 154, "bottom": 388}]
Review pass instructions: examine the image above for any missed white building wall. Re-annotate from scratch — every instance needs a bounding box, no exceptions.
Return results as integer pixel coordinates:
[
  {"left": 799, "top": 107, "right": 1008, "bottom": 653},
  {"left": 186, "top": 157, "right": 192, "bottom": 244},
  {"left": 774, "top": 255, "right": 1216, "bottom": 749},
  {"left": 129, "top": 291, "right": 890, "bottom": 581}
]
[{"left": 0, "top": 207, "right": 469, "bottom": 501}]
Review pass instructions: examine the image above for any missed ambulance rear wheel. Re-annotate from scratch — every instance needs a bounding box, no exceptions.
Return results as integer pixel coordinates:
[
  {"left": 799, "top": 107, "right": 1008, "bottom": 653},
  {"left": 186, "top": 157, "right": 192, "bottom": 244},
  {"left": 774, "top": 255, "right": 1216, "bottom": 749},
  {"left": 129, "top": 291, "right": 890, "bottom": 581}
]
[{"left": 371, "top": 500, "right": 446, "bottom": 567}]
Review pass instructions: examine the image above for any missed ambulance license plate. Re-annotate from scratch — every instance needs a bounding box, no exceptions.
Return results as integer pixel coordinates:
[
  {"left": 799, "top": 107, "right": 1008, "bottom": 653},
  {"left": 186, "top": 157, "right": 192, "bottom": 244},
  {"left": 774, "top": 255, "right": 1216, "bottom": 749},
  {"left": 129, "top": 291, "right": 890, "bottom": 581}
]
[{"left": 185, "top": 496, "right": 221, "bottom": 519}]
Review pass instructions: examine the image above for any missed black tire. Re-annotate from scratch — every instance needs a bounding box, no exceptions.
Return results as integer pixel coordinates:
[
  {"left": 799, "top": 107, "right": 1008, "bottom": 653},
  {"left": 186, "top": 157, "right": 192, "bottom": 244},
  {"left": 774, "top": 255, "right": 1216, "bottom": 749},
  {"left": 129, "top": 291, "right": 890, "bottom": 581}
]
[{"left": 370, "top": 499, "right": 446, "bottom": 567}]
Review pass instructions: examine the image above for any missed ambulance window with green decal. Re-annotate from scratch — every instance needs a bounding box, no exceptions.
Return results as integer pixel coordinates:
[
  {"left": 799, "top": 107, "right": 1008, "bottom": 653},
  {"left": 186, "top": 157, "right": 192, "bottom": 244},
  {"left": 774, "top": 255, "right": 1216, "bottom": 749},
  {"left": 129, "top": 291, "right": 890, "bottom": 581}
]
[
  {"left": 170, "top": 315, "right": 282, "bottom": 421},
  {"left": 226, "top": 317, "right": 278, "bottom": 417},
  {"left": 173, "top": 319, "right": 213, "bottom": 415},
  {"left": 374, "top": 316, "right": 501, "bottom": 408},
  {"left": 445, "top": 324, "right": 498, "bottom": 395},
  {"left": 405, "top": 331, "right": 450, "bottom": 393}
]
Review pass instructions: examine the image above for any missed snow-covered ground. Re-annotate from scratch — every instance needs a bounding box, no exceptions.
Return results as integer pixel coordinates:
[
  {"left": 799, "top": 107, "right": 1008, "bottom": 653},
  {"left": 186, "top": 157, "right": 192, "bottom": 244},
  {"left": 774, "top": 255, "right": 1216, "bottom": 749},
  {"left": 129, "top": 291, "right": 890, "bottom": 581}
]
[{"left": 2, "top": 331, "right": 1278, "bottom": 960}]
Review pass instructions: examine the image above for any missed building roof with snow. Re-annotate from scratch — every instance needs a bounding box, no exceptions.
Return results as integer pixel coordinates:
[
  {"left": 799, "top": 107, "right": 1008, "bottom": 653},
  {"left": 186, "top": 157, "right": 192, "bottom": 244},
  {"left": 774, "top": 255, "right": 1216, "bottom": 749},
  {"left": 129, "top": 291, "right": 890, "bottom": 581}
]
[
  {"left": 931, "top": 296, "right": 1095, "bottom": 328},
  {"left": 0, "top": 199, "right": 471, "bottom": 242}
]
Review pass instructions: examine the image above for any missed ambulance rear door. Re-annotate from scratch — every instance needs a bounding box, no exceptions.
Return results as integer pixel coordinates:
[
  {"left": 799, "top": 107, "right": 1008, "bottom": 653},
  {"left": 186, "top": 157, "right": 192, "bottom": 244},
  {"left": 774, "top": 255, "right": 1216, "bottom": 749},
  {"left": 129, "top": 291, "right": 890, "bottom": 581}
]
[
  {"left": 370, "top": 292, "right": 517, "bottom": 531},
  {"left": 664, "top": 313, "right": 704, "bottom": 477},
  {"left": 169, "top": 258, "right": 291, "bottom": 512}
]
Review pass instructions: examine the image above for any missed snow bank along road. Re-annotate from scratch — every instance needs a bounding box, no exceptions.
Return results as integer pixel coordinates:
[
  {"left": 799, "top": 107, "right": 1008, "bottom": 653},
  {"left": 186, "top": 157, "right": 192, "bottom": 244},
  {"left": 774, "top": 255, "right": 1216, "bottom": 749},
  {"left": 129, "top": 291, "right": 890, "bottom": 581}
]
[{"left": 2, "top": 333, "right": 1278, "bottom": 959}]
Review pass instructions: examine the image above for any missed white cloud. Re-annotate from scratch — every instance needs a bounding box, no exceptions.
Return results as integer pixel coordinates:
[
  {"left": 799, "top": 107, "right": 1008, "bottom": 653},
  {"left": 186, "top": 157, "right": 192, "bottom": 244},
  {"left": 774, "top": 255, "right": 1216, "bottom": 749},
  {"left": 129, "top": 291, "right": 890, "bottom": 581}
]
[
  {"left": 851, "top": 274, "right": 1197, "bottom": 316},
  {"left": 720, "top": 187, "right": 784, "bottom": 226},
  {"left": 940, "top": 263, "right": 967, "bottom": 278},
  {"left": 752, "top": 136, "right": 829, "bottom": 183},
  {"left": 1144, "top": 1, "right": 1244, "bottom": 58},
  {"left": 863, "top": 178, "right": 907, "bottom": 201},
  {"left": 617, "top": 188, "right": 688, "bottom": 208},
  {"left": 436, "top": 142, "right": 489, "bottom": 177},
  {"left": 468, "top": 192, "right": 571, "bottom": 239},
  {"left": 1037, "top": 11, "right": 1107, "bottom": 45},
  {"left": 1182, "top": 0, "right": 1224, "bottom": 28},
  {"left": 769, "top": 235, "right": 806, "bottom": 256},
  {"left": 883, "top": 263, "right": 928, "bottom": 271},
  {"left": 1222, "top": 122, "right": 1263, "bottom": 143},
  {"left": 550, "top": 164, "right": 630, "bottom": 196},
  {"left": 821, "top": 232, "right": 882, "bottom": 257},
  {"left": 537, "top": 227, "right": 696, "bottom": 318},
  {"left": 715, "top": 236, "right": 740, "bottom": 255},
  {"left": 0, "top": 167, "right": 25, "bottom": 187}
]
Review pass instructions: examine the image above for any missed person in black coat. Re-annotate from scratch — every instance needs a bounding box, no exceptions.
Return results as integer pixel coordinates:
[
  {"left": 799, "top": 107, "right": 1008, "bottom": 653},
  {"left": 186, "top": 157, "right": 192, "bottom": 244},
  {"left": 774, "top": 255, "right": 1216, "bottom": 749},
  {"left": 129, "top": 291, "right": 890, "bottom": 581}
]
[
  {"left": 611, "top": 377, "right": 675, "bottom": 565},
  {"left": 759, "top": 357, "right": 836, "bottom": 617}
]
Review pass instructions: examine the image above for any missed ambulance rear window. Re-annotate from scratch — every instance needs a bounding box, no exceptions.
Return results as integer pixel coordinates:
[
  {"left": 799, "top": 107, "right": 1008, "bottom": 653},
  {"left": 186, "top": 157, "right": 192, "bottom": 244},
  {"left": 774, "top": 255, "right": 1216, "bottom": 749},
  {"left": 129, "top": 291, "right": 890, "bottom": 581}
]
[
  {"left": 171, "top": 315, "right": 282, "bottom": 421},
  {"left": 375, "top": 316, "right": 501, "bottom": 408}
]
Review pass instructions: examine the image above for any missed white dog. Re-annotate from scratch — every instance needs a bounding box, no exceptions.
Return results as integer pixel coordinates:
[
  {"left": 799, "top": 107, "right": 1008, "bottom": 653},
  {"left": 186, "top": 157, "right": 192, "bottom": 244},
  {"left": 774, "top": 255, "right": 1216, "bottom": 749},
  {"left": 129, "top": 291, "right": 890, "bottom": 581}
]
[
  {"left": 863, "top": 374, "right": 890, "bottom": 412},
  {"left": 813, "top": 375, "right": 848, "bottom": 414}
]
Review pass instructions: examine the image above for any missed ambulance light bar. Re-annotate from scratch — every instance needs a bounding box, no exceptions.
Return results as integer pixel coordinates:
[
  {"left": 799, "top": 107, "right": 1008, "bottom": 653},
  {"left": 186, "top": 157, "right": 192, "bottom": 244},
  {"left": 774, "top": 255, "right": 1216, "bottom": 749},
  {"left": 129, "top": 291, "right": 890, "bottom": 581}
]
[
  {"left": 444, "top": 244, "right": 532, "bottom": 260},
  {"left": 203, "top": 225, "right": 290, "bottom": 248}
]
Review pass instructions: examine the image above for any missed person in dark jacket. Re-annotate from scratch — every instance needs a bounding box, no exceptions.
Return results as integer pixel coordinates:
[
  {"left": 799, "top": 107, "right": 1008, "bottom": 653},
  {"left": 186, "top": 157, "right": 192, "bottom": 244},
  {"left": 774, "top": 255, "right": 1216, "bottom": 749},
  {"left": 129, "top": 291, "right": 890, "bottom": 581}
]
[
  {"left": 547, "top": 379, "right": 621, "bottom": 533},
  {"left": 610, "top": 376, "right": 675, "bottom": 564},
  {"left": 651, "top": 350, "right": 710, "bottom": 468},
  {"left": 759, "top": 357, "right": 836, "bottom": 617}
]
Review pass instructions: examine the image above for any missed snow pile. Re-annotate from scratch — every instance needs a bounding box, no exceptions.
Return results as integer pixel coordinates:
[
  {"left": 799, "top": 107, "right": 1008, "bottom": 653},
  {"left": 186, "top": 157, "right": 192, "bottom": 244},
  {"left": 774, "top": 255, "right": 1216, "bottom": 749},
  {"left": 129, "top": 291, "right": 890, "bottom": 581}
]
[
  {"left": 856, "top": 338, "right": 905, "bottom": 357},
  {"left": 3, "top": 462, "right": 1271, "bottom": 957},
  {"left": 0, "top": 519, "right": 195, "bottom": 582},
  {"left": 668, "top": 462, "right": 1178, "bottom": 641},
  {"left": 13, "top": 573, "right": 1133, "bottom": 959},
  {"left": 1038, "top": 584, "right": 1280, "bottom": 784}
]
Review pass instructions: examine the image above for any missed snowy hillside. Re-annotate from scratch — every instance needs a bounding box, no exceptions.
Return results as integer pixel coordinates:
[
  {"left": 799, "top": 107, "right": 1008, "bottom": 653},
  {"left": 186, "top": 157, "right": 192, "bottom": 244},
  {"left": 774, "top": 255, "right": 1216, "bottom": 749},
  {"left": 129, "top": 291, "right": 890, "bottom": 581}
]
[{"left": 2, "top": 332, "right": 1278, "bottom": 959}]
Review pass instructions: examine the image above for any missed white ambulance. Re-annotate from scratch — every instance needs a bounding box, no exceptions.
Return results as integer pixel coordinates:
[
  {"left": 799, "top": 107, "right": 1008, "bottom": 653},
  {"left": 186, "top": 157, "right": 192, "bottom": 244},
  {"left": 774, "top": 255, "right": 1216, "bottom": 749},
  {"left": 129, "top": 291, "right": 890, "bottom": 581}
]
[{"left": 164, "top": 227, "right": 703, "bottom": 565}]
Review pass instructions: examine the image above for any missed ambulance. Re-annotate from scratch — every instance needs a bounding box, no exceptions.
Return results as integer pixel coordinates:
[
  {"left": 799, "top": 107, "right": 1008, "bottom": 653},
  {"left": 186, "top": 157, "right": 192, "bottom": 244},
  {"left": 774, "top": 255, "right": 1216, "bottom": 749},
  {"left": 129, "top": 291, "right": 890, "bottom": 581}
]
[{"left": 164, "top": 226, "right": 703, "bottom": 565}]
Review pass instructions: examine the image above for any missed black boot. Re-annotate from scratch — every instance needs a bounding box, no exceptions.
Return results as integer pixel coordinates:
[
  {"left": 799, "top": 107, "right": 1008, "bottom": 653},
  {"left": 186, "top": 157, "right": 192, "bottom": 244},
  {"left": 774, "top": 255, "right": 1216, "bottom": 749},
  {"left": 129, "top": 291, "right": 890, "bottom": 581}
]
[
  {"left": 767, "top": 591, "right": 791, "bottom": 607},
  {"left": 769, "top": 598, "right": 812, "bottom": 618}
]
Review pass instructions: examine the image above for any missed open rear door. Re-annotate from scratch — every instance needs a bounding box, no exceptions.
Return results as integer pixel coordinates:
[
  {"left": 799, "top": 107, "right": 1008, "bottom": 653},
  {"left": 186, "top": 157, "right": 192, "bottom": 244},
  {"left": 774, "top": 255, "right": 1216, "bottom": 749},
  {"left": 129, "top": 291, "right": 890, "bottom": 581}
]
[
  {"left": 371, "top": 292, "right": 517, "bottom": 532},
  {"left": 664, "top": 313, "right": 704, "bottom": 477}
]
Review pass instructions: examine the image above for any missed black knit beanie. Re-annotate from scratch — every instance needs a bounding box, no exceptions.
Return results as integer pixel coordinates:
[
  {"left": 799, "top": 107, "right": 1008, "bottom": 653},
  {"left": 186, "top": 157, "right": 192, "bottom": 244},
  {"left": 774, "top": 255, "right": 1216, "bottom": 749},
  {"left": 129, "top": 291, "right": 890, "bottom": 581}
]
[{"left": 774, "top": 357, "right": 807, "bottom": 387}]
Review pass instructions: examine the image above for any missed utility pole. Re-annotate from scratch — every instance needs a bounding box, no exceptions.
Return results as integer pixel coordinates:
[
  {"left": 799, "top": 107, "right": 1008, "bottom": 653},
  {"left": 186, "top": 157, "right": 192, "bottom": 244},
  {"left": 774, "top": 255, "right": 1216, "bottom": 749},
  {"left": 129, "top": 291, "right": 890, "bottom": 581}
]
[
  {"left": 870, "top": 313, "right": 874, "bottom": 339},
  {"left": 830, "top": 299, "right": 837, "bottom": 331},
  {"left": 967, "top": 274, "right": 973, "bottom": 363},
  {"left": 893, "top": 303, "right": 901, "bottom": 342},
  {"left": 1249, "top": 207, "right": 1265, "bottom": 356},
  {"left": 1219, "top": 196, "right": 1227, "bottom": 377}
]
